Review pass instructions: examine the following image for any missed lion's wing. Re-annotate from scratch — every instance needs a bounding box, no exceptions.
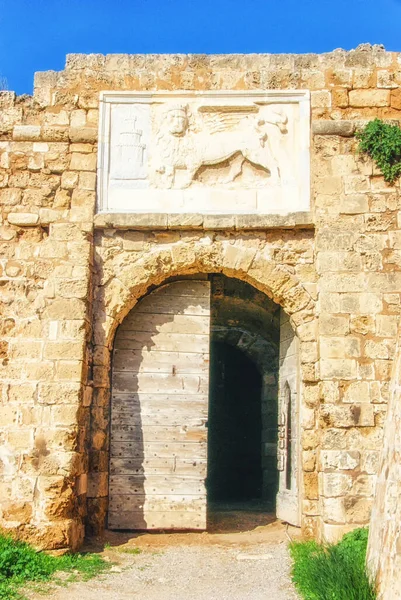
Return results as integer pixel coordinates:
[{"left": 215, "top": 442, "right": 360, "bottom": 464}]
[{"left": 199, "top": 107, "right": 258, "bottom": 134}]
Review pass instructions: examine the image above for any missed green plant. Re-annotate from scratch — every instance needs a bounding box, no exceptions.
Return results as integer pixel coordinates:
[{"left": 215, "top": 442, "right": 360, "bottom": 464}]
[
  {"left": 0, "top": 533, "right": 110, "bottom": 599},
  {"left": 290, "top": 528, "right": 376, "bottom": 600},
  {"left": 118, "top": 546, "right": 141, "bottom": 555},
  {"left": 356, "top": 118, "right": 401, "bottom": 184}
]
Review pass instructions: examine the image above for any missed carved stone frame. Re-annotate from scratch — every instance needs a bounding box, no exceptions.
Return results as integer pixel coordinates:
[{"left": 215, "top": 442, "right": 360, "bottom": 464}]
[{"left": 97, "top": 90, "right": 310, "bottom": 215}]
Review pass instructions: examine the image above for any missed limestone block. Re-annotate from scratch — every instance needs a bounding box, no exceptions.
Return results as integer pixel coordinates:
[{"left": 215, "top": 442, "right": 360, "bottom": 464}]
[
  {"left": 315, "top": 176, "right": 343, "bottom": 195},
  {"left": 353, "top": 69, "right": 375, "bottom": 88},
  {"left": 87, "top": 109, "right": 99, "bottom": 126},
  {"left": 28, "top": 154, "right": 45, "bottom": 171},
  {"left": 70, "top": 153, "right": 97, "bottom": 171},
  {"left": 1, "top": 189, "right": 22, "bottom": 206},
  {"left": 391, "top": 88, "right": 401, "bottom": 110},
  {"left": 302, "top": 407, "right": 316, "bottom": 430},
  {"left": 53, "top": 189, "right": 71, "bottom": 208},
  {"left": 70, "top": 143, "right": 93, "bottom": 154},
  {"left": 353, "top": 474, "right": 376, "bottom": 497},
  {"left": 302, "top": 430, "right": 320, "bottom": 451},
  {"left": 78, "top": 172, "right": 97, "bottom": 191},
  {"left": 6, "top": 429, "right": 34, "bottom": 451},
  {"left": 359, "top": 293, "right": 383, "bottom": 314},
  {"left": 320, "top": 336, "right": 361, "bottom": 359},
  {"left": 303, "top": 499, "right": 319, "bottom": 517},
  {"left": 70, "top": 110, "right": 87, "bottom": 127},
  {"left": 300, "top": 342, "right": 318, "bottom": 363},
  {"left": 319, "top": 292, "right": 341, "bottom": 313},
  {"left": 41, "top": 127, "right": 69, "bottom": 142},
  {"left": 71, "top": 189, "right": 96, "bottom": 208},
  {"left": 8, "top": 384, "right": 36, "bottom": 403},
  {"left": 302, "top": 450, "right": 317, "bottom": 471},
  {"left": 311, "top": 91, "right": 331, "bottom": 108},
  {"left": 320, "top": 359, "right": 357, "bottom": 380},
  {"left": 33, "top": 70, "right": 58, "bottom": 106},
  {"left": 343, "top": 381, "right": 370, "bottom": 403},
  {"left": 344, "top": 496, "right": 372, "bottom": 523},
  {"left": 2, "top": 502, "right": 33, "bottom": 524},
  {"left": 376, "top": 315, "right": 398, "bottom": 338},
  {"left": 320, "top": 450, "right": 360, "bottom": 470},
  {"left": 312, "top": 120, "right": 355, "bottom": 137},
  {"left": 339, "top": 194, "right": 369, "bottom": 214},
  {"left": 332, "top": 89, "right": 349, "bottom": 108},
  {"left": 7, "top": 212, "right": 39, "bottom": 226},
  {"left": 349, "top": 89, "right": 390, "bottom": 107},
  {"left": 32, "top": 142, "right": 49, "bottom": 153},
  {"left": 50, "top": 223, "right": 87, "bottom": 241},
  {"left": 350, "top": 315, "right": 375, "bottom": 336},
  {"left": 10, "top": 340, "right": 43, "bottom": 360},
  {"left": 361, "top": 450, "right": 380, "bottom": 474},
  {"left": 69, "top": 128, "right": 97, "bottom": 143},
  {"left": 322, "top": 497, "right": 346, "bottom": 524},
  {"left": 344, "top": 176, "right": 370, "bottom": 194},
  {"left": 55, "top": 279, "right": 89, "bottom": 299},
  {"left": 320, "top": 404, "right": 375, "bottom": 428},
  {"left": 304, "top": 472, "right": 319, "bottom": 500},
  {"left": 322, "top": 472, "right": 353, "bottom": 497},
  {"left": 365, "top": 340, "right": 391, "bottom": 360},
  {"left": 377, "top": 70, "right": 398, "bottom": 89},
  {"left": 56, "top": 361, "right": 83, "bottom": 381},
  {"left": 13, "top": 125, "right": 42, "bottom": 141},
  {"left": 43, "top": 299, "right": 87, "bottom": 320},
  {"left": 44, "top": 111, "right": 69, "bottom": 127},
  {"left": 0, "top": 105, "right": 23, "bottom": 134},
  {"left": 319, "top": 273, "right": 366, "bottom": 293},
  {"left": 51, "top": 405, "right": 79, "bottom": 427},
  {"left": 375, "top": 359, "right": 392, "bottom": 381}
]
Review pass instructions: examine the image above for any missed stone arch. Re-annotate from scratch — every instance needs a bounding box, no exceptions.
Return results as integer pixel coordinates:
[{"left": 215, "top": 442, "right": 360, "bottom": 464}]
[
  {"left": 88, "top": 236, "right": 316, "bottom": 534},
  {"left": 93, "top": 237, "right": 315, "bottom": 352}
]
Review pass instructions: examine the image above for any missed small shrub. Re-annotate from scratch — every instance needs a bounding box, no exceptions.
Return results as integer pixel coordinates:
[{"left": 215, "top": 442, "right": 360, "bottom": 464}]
[
  {"left": 0, "top": 533, "right": 110, "bottom": 599},
  {"left": 290, "top": 528, "right": 376, "bottom": 600},
  {"left": 356, "top": 118, "right": 401, "bottom": 184}
]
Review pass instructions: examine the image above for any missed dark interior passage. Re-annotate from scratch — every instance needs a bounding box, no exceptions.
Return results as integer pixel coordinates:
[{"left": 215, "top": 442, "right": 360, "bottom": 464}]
[{"left": 207, "top": 341, "right": 263, "bottom": 503}]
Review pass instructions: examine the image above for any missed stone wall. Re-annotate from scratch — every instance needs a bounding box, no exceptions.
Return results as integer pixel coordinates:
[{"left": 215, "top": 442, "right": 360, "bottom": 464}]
[
  {"left": 367, "top": 321, "right": 401, "bottom": 599},
  {"left": 0, "top": 45, "right": 400, "bottom": 549}
]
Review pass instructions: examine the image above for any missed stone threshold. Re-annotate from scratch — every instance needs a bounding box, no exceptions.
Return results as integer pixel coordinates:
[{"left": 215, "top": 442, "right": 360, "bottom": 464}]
[{"left": 94, "top": 212, "right": 314, "bottom": 230}]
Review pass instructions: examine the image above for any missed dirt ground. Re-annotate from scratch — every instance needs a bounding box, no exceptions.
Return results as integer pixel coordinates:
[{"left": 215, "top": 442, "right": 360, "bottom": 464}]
[{"left": 27, "top": 510, "right": 301, "bottom": 600}]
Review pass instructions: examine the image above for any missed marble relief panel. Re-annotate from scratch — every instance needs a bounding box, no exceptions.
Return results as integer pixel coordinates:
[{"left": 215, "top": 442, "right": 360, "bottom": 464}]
[{"left": 98, "top": 91, "right": 310, "bottom": 214}]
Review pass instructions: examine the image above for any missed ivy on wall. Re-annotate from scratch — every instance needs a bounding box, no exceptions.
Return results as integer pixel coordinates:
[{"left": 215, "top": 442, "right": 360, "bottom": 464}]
[{"left": 356, "top": 118, "right": 401, "bottom": 185}]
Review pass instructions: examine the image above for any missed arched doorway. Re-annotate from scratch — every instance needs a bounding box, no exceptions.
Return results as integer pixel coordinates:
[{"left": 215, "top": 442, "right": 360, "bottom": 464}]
[{"left": 108, "top": 275, "right": 300, "bottom": 530}]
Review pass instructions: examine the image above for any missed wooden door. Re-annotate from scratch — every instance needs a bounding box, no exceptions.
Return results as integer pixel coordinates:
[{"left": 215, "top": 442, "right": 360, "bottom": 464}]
[
  {"left": 276, "top": 309, "right": 301, "bottom": 526},
  {"left": 109, "top": 280, "right": 211, "bottom": 530}
]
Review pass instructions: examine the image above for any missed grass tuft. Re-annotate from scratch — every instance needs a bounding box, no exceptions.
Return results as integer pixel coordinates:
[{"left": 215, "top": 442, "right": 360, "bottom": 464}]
[
  {"left": 0, "top": 533, "right": 110, "bottom": 599},
  {"left": 290, "top": 528, "right": 376, "bottom": 600}
]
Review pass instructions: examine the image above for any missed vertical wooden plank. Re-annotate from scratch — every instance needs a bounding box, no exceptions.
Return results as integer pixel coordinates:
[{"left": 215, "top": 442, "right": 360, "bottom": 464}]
[
  {"left": 109, "top": 280, "right": 210, "bottom": 530},
  {"left": 276, "top": 309, "right": 301, "bottom": 526}
]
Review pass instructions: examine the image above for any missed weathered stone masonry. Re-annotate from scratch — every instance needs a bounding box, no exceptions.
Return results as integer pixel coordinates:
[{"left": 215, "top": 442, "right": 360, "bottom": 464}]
[{"left": 0, "top": 47, "right": 400, "bottom": 561}]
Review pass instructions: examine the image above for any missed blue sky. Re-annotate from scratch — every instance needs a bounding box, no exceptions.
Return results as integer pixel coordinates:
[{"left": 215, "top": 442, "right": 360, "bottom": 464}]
[{"left": 1, "top": 0, "right": 401, "bottom": 95}]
